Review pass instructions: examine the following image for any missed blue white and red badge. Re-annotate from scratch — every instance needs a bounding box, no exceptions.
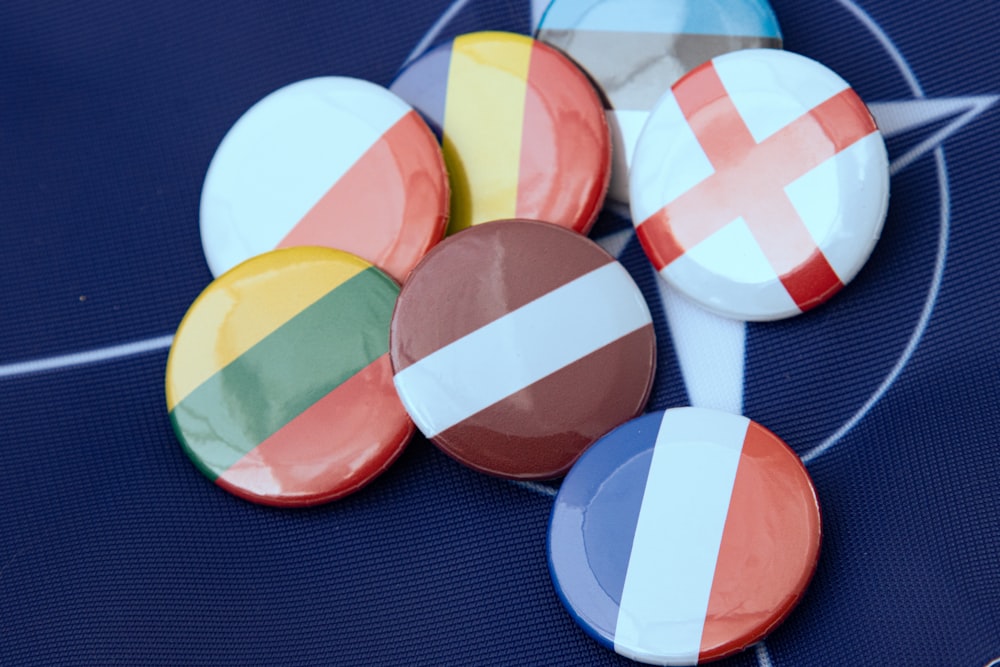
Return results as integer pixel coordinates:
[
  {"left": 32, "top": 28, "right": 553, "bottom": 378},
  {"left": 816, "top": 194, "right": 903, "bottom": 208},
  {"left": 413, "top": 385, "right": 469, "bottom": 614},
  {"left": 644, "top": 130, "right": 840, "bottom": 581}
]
[{"left": 548, "top": 408, "right": 822, "bottom": 665}]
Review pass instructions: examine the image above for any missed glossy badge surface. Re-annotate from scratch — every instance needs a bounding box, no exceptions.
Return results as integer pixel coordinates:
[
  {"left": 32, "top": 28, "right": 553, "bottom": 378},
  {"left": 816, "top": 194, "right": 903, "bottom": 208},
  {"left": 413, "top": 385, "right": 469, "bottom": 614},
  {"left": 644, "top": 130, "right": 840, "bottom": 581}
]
[
  {"left": 166, "top": 247, "right": 414, "bottom": 506},
  {"left": 390, "top": 220, "right": 655, "bottom": 480},
  {"left": 200, "top": 77, "right": 449, "bottom": 283},
  {"left": 537, "top": 0, "right": 781, "bottom": 203},
  {"left": 548, "top": 408, "right": 822, "bottom": 665},
  {"left": 391, "top": 32, "right": 610, "bottom": 236},
  {"left": 630, "top": 49, "right": 890, "bottom": 321}
]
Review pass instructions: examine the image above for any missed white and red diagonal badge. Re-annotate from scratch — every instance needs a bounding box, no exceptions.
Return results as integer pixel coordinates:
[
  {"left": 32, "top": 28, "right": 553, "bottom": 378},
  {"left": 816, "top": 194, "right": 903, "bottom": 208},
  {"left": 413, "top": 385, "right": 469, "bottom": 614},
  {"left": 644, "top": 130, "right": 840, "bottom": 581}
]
[
  {"left": 200, "top": 77, "right": 449, "bottom": 284},
  {"left": 630, "top": 49, "right": 890, "bottom": 321}
]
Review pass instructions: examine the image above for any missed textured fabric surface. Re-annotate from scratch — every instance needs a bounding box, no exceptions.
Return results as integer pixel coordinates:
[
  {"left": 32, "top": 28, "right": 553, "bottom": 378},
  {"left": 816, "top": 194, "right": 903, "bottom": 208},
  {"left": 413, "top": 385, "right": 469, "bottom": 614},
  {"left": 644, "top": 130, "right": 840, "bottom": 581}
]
[{"left": 1, "top": 1, "right": 998, "bottom": 665}]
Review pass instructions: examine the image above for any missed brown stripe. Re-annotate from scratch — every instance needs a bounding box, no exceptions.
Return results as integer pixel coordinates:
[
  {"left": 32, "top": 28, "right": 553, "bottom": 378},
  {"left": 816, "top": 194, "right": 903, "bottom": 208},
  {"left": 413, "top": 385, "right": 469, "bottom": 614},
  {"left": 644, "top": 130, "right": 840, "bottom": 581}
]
[
  {"left": 431, "top": 324, "right": 656, "bottom": 480},
  {"left": 539, "top": 30, "right": 782, "bottom": 110},
  {"left": 391, "top": 220, "right": 613, "bottom": 371}
]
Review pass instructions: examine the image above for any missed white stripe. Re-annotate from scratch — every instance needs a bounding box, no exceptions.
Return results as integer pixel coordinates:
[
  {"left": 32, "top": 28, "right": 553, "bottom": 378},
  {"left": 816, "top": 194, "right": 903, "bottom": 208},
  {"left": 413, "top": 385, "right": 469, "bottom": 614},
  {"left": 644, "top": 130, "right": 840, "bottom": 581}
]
[
  {"left": 615, "top": 408, "right": 748, "bottom": 665},
  {"left": 200, "top": 77, "right": 409, "bottom": 277},
  {"left": 393, "top": 262, "right": 652, "bottom": 439},
  {"left": 0, "top": 335, "right": 174, "bottom": 379},
  {"left": 658, "top": 282, "right": 747, "bottom": 414}
]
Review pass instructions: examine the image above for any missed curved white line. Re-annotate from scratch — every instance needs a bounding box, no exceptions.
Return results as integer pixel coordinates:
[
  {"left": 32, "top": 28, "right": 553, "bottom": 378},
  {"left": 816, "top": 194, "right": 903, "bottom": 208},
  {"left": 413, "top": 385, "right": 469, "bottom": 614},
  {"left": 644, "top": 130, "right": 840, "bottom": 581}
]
[
  {"left": 802, "top": 148, "right": 949, "bottom": 464},
  {"left": 755, "top": 642, "right": 775, "bottom": 667},
  {"left": 0, "top": 335, "right": 174, "bottom": 379},
  {"left": 803, "top": 0, "right": 950, "bottom": 464},
  {"left": 402, "top": 0, "right": 473, "bottom": 66},
  {"left": 510, "top": 480, "right": 558, "bottom": 497},
  {"left": 836, "top": 0, "right": 924, "bottom": 96}
]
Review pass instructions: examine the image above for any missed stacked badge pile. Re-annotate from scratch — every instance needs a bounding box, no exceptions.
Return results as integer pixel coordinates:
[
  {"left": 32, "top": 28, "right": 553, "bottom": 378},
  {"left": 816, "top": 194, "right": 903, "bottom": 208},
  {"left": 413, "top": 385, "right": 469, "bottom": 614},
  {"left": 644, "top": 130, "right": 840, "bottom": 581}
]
[{"left": 164, "top": 1, "right": 893, "bottom": 662}]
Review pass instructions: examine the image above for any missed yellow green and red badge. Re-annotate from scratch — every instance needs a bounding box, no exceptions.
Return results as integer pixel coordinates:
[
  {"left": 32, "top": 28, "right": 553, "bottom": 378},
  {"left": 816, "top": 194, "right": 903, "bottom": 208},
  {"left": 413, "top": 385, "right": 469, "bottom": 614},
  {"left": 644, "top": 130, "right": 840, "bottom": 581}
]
[{"left": 165, "top": 247, "right": 413, "bottom": 507}]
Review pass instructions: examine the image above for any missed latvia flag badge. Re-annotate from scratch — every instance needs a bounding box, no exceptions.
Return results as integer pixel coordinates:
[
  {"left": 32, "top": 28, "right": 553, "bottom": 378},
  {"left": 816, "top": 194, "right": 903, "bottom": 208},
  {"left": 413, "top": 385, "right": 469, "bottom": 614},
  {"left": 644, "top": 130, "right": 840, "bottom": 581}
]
[
  {"left": 390, "top": 220, "right": 656, "bottom": 480},
  {"left": 630, "top": 49, "right": 890, "bottom": 321}
]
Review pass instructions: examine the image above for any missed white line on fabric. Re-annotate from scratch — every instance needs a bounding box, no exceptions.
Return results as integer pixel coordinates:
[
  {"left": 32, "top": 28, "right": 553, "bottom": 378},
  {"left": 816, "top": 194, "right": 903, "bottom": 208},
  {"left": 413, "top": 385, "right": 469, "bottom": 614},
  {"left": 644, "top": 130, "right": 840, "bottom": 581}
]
[
  {"left": 802, "top": 147, "right": 950, "bottom": 464},
  {"left": 402, "top": 0, "right": 472, "bottom": 67},
  {"left": 755, "top": 642, "right": 775, "bottom": 667},
  {"left": 509, "top": 480, "right": 558, "bottom": 497},
  {"left": 883, "top": 96, "right": 998, "bottom": 176},
  {"left": 0, "top": 335, "right": 174, "bottom": 379},
  {"left": 802, "top": 0, "right": 956, "bottom": 464}
]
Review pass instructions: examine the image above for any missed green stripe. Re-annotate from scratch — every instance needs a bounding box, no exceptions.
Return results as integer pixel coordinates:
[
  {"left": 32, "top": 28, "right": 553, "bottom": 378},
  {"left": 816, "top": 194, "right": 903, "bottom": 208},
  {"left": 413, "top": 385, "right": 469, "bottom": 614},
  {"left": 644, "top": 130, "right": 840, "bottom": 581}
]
[{"left": 170, "top": 267, "right": 397, "bottom": 480}]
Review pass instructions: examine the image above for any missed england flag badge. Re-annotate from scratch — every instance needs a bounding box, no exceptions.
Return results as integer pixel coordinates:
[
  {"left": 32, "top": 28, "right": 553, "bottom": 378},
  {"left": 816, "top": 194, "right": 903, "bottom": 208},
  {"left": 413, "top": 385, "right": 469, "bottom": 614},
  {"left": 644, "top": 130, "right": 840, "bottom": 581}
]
[{"left": 630, "top": 49, "right": 890, "bottom": 321}]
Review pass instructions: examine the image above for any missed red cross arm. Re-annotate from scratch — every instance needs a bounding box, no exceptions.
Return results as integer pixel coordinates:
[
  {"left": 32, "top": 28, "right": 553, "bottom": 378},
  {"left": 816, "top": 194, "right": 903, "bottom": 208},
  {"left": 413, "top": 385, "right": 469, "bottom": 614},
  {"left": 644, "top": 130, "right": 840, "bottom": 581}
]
[{"left": 635, "top": 59, "right": 878, "bottom": 314}]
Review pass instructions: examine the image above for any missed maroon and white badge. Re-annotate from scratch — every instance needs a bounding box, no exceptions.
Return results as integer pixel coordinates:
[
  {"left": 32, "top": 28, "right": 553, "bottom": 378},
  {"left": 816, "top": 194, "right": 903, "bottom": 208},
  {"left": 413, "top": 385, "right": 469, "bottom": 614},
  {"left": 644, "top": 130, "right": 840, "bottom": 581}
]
[{"left": 389, "top": 220, "right": 657, "bottom": 480}]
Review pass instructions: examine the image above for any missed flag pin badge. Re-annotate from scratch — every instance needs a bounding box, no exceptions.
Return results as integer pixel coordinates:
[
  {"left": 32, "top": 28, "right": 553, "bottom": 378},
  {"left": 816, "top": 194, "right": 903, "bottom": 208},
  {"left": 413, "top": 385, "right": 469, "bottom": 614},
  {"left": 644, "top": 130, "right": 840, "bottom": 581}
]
[
  {"left": 390, "top": 219, "right": 656, "bottom": 480},
  {"left": 199, "top": 77, "right": 449, "bottom": 284},
  {"left": 536, "top": 0, "right": 782, "bottom": 204},
  {"left": 548, "top": 408, "right": 822, "bottom": 665},
  {"left": 166, "top": 247, "right": 414, "bottom": 506},
  {"left": 630, "top": 48, "right": 890, "bottom": 321},
  {"left": 391, "top": 31, "right": 611, "bottom": 236}
]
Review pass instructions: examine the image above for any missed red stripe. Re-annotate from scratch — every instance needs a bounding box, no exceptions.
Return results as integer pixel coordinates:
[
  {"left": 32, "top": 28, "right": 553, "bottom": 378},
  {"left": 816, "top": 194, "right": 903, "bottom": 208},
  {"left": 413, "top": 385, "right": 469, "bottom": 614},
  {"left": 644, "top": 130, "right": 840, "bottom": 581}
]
[
  {"left": 515, "top": 42, "right": 610, "bottom": 234},
  {"left": 672, "top": 61, "right": 757, "bottom": 171},
  {"left": 779, "top": 249, "right": 844, "bottom": 312},
  {"left": 635, "top": 208, "right": 686, "bottom": 272},
  {"left": 217, "top": 354, "right": 413, "bottom": 506},
  {"left": 278, "top": 111, "right": 448, "bottom": 283},
  {"left": 699, "top": 422, "right": 822, "bottom": 661}
]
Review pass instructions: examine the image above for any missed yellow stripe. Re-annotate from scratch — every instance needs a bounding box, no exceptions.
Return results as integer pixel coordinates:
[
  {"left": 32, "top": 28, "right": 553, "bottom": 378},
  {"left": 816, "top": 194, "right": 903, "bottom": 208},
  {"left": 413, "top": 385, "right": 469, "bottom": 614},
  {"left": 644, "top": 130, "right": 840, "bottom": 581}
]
[
  {"left": 165, "top": 247, "right": 369, "bottom": 410},
  {"left": 443, "top": 32, "right": 533, "bottom": 234}
]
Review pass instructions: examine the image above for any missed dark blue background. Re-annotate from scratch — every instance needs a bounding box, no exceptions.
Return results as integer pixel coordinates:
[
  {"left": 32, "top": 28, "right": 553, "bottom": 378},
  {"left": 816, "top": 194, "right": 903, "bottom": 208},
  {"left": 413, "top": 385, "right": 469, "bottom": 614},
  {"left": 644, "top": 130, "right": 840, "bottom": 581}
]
[{"left": 1, "top": 1, "right": 997, "bottom": 665}]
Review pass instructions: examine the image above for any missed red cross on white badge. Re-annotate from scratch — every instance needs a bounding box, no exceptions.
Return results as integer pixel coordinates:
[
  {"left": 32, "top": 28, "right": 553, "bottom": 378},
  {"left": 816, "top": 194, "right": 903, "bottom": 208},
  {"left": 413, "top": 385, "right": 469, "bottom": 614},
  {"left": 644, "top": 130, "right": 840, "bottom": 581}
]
[{"left": 630, "top": 49, "right": 890, "bottom": 321}]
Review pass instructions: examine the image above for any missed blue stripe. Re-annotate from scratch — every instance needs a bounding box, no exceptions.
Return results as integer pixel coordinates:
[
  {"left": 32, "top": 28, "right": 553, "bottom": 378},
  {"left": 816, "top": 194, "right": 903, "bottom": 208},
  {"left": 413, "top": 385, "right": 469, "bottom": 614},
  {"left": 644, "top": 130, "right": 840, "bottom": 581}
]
[
  {"left": 547, "top": 411, "right": 663, "bottom": 649},
  {"left": 538, "top": 0, "right": 781, "bottom": 38}
]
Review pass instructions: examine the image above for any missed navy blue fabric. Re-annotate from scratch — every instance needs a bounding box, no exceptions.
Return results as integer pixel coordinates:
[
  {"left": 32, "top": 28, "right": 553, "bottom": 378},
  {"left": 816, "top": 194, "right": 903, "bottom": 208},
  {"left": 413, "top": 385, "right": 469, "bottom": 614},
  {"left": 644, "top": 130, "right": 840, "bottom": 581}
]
[{"left": 1, "top": 1, "right": 997, "bottom": 665}]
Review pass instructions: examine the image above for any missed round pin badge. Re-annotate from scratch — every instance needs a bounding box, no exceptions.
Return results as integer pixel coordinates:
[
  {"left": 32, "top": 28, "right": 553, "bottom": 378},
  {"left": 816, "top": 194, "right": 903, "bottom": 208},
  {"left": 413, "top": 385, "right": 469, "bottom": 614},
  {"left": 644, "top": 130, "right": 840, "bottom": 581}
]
[
  {"left": 390, "top": 32, "right": 611, "bottom": 236},
  {"left": 390, "top": 219, "right": 655, "bottom": 480},
  {"left": 630, "top": 48, "right": 890, "bottom": 321},
  {"left": 548, "top": 408, "right": 822, "bottom": 665},
  {"left": 200, "top": 77, "right": 449, "bottom": 284},
  {"left": 166, "top": 247, "right": 414, "bottom": 506},
  {"left": 537, "top": 0, "right": 782, "bottom": 203}
]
